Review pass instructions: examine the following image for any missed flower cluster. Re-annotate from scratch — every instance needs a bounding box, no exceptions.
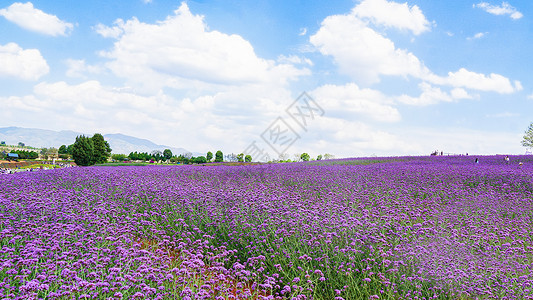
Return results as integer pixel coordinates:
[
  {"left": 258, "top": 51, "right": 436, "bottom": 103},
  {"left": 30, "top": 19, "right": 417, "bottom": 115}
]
[{"left": 0, "top": 155, "right": 532, "bottom": 299}]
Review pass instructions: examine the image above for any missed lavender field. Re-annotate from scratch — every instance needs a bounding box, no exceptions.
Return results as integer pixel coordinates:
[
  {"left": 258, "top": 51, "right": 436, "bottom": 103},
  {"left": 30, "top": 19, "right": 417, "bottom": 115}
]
[{"left": 1, "top": 156, "right": 533, "bottom": 300}]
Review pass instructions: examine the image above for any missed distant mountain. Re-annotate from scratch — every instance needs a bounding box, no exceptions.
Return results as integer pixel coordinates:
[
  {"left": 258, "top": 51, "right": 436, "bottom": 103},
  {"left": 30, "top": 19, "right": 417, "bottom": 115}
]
[
  {"left": 0, "top": 127, "right": 193, "bottom": 155},
  {"left": 103, "top": 133, "right": 191, "bottom": 156}
]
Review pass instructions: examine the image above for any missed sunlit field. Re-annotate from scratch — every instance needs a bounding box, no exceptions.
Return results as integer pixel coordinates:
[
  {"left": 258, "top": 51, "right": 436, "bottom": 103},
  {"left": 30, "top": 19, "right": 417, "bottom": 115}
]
[{"left": 1, "top": 156, "right": 533, "bottom": 299}]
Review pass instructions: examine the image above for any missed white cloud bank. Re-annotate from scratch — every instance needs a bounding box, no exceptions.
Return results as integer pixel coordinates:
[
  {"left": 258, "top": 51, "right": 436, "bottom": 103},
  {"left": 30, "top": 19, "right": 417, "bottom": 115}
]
[
  {"left": 0, "top": 43, "right": 49, "bottom": 80},
  {"left": 352, "top": 0, "right": 431, "bottom": 35},
  {"left": 95, "top": 2, "right": 309, "bottom": 92},
  {"left": 474, "top": 2, "right": 523, "bottom": 20},
  {"left": 0, "top": 2, "right": 73, "bottom": 36},
  {"left": 309, "top": 0, "right": 522, "bottom": 104}
]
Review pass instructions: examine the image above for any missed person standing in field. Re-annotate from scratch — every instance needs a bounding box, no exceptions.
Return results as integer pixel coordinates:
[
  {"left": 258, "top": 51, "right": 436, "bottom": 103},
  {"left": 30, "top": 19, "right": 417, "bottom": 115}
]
[{"left": 505, "top": 156, "right": 510, "bottom": 164}]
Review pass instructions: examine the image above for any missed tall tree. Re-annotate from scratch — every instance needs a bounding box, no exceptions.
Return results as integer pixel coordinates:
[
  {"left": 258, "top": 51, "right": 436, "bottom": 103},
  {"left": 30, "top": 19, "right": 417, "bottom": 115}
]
[
  {"left": 163, "top": 149, "right": 173, "bottom": 160},
  {"left": 72, "top": 135, "right": 94, "bottom": 166},
  {"left": 92, "top": 133, "right": 112, "bottom": 164},
  {"left": 206, "top": 151, "right": 213, "bottom": 162},
  {"left": 522, "top": 122, "right": 533, "bottom": 149},
  {"left": 245, "top": 154, "right": 252, "bottom": 162},
  {"left": 237, "top": 153, "right": 244, "bottom": 162},
  {"left": 215, "top": 150, "right": 224, "bottom": 162}
]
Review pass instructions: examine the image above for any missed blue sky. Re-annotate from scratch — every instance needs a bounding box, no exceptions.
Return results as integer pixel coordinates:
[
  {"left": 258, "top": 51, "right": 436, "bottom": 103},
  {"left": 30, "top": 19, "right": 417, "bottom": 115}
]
[{"left": 1, "top": 0, "right": 532, "bottom": 158}]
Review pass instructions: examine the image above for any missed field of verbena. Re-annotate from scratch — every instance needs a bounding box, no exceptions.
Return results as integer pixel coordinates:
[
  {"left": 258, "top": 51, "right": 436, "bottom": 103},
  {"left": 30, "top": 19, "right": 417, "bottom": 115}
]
[{"left": 1, "top": 156, "right": 533, "bottom": 300}]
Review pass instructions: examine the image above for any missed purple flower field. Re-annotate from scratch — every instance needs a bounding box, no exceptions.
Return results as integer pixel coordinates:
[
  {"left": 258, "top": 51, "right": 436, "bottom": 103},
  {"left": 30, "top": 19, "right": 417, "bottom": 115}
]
[{"left": 1, "top": 156, "right": 533, "bottom": 299}]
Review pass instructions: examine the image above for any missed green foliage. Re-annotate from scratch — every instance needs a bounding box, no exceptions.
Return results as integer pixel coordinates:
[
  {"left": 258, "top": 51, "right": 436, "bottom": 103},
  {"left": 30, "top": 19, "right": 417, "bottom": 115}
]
[
  {"left": 72, "top": 135, "right": 94, "bottom": 166},
  {"left": 58, "top": 145, "right": 68, "bottom": 154},
  {"left": 324, "top": 153, "right": 335, "bottom": 160},
  {"left": 206, "top": 151, "right": 213, "bottom": 162},
  {"left": 8, "top": 150, "right": 38, "bottom": 159},
  {"left": 192, "top": 156, "right": 207, "bottom": 164},
  {"left": 163, "top": 149, "right": 173, "bottom": 160},
  {"left": 18, "top": 142, "right": 25, "bottom": 147},
  {"left": 245, "top": 154, "right": 252, "bottom": 162},
  {"left": 92, "top": 133, "right": 112, "bottom": 164},
  {"left": 0, "top": 141, "right": 5, "bottom": 145},
  {"left": 67, "top": 144, "right": 74, "bottom": 155},
  {"left": 317, "top": 154, "right": 323, "bottom": 161},
  {"left": 300, "top": 152, "right": 310, "bottom": 162},
  {"left": 111, "top": 154, "right": 127, "bottom": 161},
  {"left": 237, "top": 153, "right": 244, "bottom": 162},
  {"left": 522, "top": 122, "right": 533, "bottom": 148},
  {"left": 215, "top": 150, "right": 224, "bottom": 162}
]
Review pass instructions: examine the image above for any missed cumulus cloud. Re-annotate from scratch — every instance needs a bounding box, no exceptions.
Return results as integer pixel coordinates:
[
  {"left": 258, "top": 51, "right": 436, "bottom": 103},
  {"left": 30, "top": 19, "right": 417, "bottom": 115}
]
[
  {"left": 310, "top": 0, "right": 521, "bottom": 95},
  {"left": 0, "top": 43, "right": 49, "bottom": 80},
  {"left": 397, "top": 83, "right": 476, "bottom": 106},
  {"left": 310, "top": 13, "right": 431, "bottom": 84},
  {"left": 65, "top": 59, "right": 104, "bottom": 78},
  {"left": 352, "top": 0, "right": 431, "bottom": 35},
  {"left": 311, "top": 83, "right": 400, "bottom": 122},
  {"left": 96, "top": 2, "right": 309, "bottom": 92},
  {"left": 0, "top": 2, "right": 73, "bottom": 36},
  {"left": 427, "top": 68, "right": 522, "bottom": 94},
  {"left": 474, "top": 2, "right": 523, "bottom": 20},
  {"left": 0, "top": 79, "right": 298, "bottom": 153}
]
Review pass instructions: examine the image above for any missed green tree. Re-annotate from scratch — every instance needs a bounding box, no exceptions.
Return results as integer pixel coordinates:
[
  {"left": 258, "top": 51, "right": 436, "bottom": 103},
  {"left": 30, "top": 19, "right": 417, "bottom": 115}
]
[
  {"left": 300, "top": 153, "right": 310, "bottom": 162},
  {"left": 112, "top": 154, "right": 127, "bottom": 161},
  {"left": 324, "top": 153, "right": 335, "bottom": 160},
  {"left": 67, "top": 144, "right": 74, "bottom": 155},
  {"left": 237, "top": 153, "right": 244, "bottom": 162},
  {"left": 522, "top": 122, "right": 533, "bottom": 149},
  {"left": 206, "top": 151, "right": 213, "bottom": 162},
  {"left": 193, "top": 156, "right": 207, "bottom": 164},
  {"left": 0, "top": 141, "right": 5, "bottom": 145},
  {"left": 215, "top": 150, "right": 224, "bottom": 162},
  {"left": 91, "top": 133, "right": 112, "bottom": 164},
  {"left": 18, "top": 142, "right": 25, "bottom": 147},
  {"left": 317, "top": 154, "right": 323, "bottom": 160},
  {"left": 72, "top": 135, "right": 94, "bottom": 166},
  {"left": 58, "top": 145, "right": 68, "bottom": 154},
  {"left": 163, "top": 149, "right": 173, "bottom": 160},
  {"left": 245, "top": 154, "right": 252, "bottom": 162}
]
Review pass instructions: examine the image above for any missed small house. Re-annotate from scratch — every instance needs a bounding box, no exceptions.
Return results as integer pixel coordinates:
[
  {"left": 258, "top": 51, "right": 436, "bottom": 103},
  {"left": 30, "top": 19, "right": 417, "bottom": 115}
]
[{"left": 7, "top": 153, "right": 19, "bottom": 161}]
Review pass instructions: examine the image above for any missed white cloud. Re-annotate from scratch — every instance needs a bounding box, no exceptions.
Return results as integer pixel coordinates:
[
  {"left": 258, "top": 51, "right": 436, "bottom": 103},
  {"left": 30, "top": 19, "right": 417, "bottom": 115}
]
[
  {"left": 311, "top": 83, "right": 400, "bottom": 122},
  {"left": 352, "top": 0, "right": 431, "bottom": 35},
  {"left": 310, "top": 13, "right": 431, "bottom": 84},
  {"left": 65, "top": 59, "right": 103, "bottom": 78},
  {"left": 427, "top": 68, "right": 522, "bottom": 94},
  {"left": 528, "top": 94, "right": 533, "bottom": 100},
  {"left": 397, "top": 83, "right": 477, "bottom": 106},
  {"left": 0, "top": 2, "right": 73, "bottom": 36},
  {"left": 310, "top": 0, "right": 521, "bottom": 95},
  {"left": 0, "top": 43, "right": 49, "bottom": 80},
  {"left": 468, "top": 32, "right": 487, "bottom": 40},
  {"left": 94, "top": 20, "right": 125, "bottom": 39},
  {"left": 299, "top": 28, "right": 307, "bottom": 36},
  {"left": 96, "top": 2, "right": 309, "bottom": 92},
  {"left": 277, "top": 55, "right": 313, "bottom": 66},
  {"left": 474, "top": 2, "right": 523, "bottom": 19},
  {"left": 0, "top": 79, "right": 297, "bottom": 153}
]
